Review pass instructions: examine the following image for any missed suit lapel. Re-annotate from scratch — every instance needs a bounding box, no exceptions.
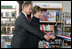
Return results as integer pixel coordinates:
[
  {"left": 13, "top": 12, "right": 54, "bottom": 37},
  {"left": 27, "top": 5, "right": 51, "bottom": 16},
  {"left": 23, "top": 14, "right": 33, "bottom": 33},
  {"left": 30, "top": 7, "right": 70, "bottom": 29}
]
[{"left": 20, "top": 12, "right": 28, "bottom": 23}]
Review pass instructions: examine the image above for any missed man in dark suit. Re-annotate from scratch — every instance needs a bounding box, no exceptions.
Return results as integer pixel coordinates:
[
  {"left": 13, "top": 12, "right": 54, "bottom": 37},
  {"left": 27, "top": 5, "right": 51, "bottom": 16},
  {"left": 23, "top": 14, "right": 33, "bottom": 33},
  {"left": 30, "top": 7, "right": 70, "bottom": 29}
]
[{"left": 11, "top": 1, "right": 50, "bottom": 48}]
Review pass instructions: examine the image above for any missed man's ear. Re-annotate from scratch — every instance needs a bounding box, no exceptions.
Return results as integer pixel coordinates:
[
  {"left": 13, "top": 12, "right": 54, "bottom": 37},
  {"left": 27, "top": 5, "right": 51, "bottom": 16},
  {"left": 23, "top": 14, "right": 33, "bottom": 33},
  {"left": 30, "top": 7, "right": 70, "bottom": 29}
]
[{"left": 24, "top": 5, "right": 27, "bottom": 8}]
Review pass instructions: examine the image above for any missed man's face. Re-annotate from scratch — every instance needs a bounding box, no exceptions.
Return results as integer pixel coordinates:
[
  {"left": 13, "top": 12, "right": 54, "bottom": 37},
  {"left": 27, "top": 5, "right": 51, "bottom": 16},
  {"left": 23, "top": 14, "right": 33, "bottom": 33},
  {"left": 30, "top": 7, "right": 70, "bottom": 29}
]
[{"left": 25, "top": 4, "right": 32, "bottom": 15}]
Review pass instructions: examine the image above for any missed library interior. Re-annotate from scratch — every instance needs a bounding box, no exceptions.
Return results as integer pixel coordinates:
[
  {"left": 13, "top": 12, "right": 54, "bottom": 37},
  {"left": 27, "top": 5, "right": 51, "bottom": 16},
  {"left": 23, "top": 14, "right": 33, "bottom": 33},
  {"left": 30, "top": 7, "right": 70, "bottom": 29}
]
[{"left": 1, "top": 1, "right": 71, "bottom": 48}]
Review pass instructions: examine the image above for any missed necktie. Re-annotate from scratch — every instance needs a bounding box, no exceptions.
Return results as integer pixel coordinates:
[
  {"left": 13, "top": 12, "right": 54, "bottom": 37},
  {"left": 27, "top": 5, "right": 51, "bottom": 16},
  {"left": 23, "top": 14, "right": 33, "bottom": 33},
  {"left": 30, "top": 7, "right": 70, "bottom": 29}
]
[{"left": 28, "top": 15, "right": 31, "bottom": 22}]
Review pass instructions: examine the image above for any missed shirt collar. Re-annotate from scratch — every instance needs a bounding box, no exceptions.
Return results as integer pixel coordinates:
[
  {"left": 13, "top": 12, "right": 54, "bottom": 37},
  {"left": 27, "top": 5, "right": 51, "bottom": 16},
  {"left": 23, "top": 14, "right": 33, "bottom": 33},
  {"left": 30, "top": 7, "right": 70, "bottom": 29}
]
[{"left": 22, "top": 11, "right": 28, "bottom": 19}]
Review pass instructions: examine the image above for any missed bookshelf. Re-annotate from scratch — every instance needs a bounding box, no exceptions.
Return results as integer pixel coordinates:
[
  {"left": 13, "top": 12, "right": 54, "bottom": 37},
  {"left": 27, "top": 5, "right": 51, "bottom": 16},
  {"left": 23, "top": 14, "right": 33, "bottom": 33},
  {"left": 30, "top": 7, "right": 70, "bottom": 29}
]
[
  {"left": 40, "top": 21, "right": 63, "bottom": 24},
  {"left": 62, "top": 12, "right": 71, "bottom": 48},
  {"left": 33, "top": 2, "right": 71, "bottom": 48},
  {"left": 63, "top": 12, "right": 71, "bottom": 35},
  {"left": 33, "top": 2, "right": 65, "bottom": 48},
  {"left": 39, "top": 4, "right": 63, "bottom": 32}
]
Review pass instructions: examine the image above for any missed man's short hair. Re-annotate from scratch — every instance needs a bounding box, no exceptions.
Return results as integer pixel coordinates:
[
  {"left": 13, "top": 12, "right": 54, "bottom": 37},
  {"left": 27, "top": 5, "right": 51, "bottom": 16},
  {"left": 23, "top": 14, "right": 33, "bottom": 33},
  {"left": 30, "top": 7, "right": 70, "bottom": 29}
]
[{"left": 22, "top": 1, "right": 32, "bottom": 9}]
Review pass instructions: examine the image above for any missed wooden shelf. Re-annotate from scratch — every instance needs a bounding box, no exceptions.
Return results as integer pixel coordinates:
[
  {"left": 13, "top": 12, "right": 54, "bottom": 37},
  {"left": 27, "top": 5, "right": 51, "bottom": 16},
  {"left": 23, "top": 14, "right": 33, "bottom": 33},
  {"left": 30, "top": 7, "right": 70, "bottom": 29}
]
[
  {"left": 1, "top": 8, "right": 15, "bottom": 9},
  {"left": 41, "top": 7, "right": 62, "bottom": 10},
  {"left": 1, "top": 17, "right": 15, "bottom": 19},
  {"left": 57, "top": 21, "right": 63, "bottom": 23},
  {"left": 64, "top": 31, "right": 71, "bottom": 32},
  {"left": 40, "top": 21, "right": 56, "bottom": 23},
  {"left": 40, "top": 21, "right": 63, "bottom": 24},
  {"left": 65, "top": 24, "right": 71, "bottom": 25},
  {"left": 43, "top": 31, "right": 53, "bottom": 32},
  {"left": 1, "top": 34, "right": 13, "bottom": 36},
  {"left": 65, "top": 27, "right": 71, "bottom": 28}
]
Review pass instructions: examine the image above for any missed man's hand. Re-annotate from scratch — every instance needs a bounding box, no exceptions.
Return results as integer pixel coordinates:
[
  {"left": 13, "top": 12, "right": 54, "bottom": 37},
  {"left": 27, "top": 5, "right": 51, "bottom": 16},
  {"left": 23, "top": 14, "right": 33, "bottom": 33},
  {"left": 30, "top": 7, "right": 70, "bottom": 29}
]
[{"left": 44, "top": 35, "right": 50, "bottom": 41}]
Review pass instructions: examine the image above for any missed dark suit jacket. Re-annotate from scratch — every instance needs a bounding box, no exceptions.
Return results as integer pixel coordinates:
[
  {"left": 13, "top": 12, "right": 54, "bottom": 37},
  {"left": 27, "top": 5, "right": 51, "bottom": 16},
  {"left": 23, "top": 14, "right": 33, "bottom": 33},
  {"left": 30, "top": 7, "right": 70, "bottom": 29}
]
[{"left": 11, "top": 12, "right": 45, "bottom": 48}]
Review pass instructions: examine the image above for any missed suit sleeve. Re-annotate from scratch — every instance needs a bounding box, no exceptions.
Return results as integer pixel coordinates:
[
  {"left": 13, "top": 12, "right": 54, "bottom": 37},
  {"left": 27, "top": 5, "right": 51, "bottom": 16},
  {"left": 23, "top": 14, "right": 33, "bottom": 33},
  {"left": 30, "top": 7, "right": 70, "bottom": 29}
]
[{"left": 17, "top": 16, "right": 46, "bottom": 40}]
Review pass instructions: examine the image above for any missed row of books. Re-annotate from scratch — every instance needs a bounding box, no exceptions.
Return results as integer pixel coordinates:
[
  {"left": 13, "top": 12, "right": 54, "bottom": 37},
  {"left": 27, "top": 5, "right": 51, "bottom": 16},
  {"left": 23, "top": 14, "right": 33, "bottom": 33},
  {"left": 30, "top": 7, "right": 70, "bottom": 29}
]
[
  {"left": 64, "top": 28, "right": 71, "bottom": 32},
  {"left": 1, "top": 35, "right": 12, "bottom": 48},
  {"left": 38, "top": 40, "right": 50, "bottom": 48},
  {"left": 1, "top": 36, "right": 12, "bottom": 42},
  {"left": 1, "top": 39, "right": 11, "bottom": 48},
  {"left": 40, "top": 24, "right": 54, "bottom": 32},
  {"left": 40, "top": 10, "right": 62, "bottom": 22},
  {"left": 64, "top": 27, "right": 71, "bottom": 37},
  {"left": 63, "top": 42, "right": 71, "bottom": 48},
  {"left": 63, "top": 32, "right": 71, "bottom": 37},
  {"left": 38, "top": 39, "right": 62, "bottom": 48},
  {"left": 39, "top": 38, "right": 71, "bottom": 48},
  {"left": 40, "top": 24, "right": 63, "bottom": 35},
  {"left": 49, "top": 39, "right": 61, "bottom": 48},
  {"left": 1, "top": 30, "right": 13, "bottom": 35}
]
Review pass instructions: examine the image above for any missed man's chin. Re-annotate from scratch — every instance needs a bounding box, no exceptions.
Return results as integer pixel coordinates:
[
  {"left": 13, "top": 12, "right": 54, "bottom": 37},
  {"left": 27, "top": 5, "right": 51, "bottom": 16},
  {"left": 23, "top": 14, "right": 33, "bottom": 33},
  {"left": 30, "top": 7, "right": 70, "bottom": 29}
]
[{"left": 27, "top": 13, "right": 30, "bottom": 15}]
